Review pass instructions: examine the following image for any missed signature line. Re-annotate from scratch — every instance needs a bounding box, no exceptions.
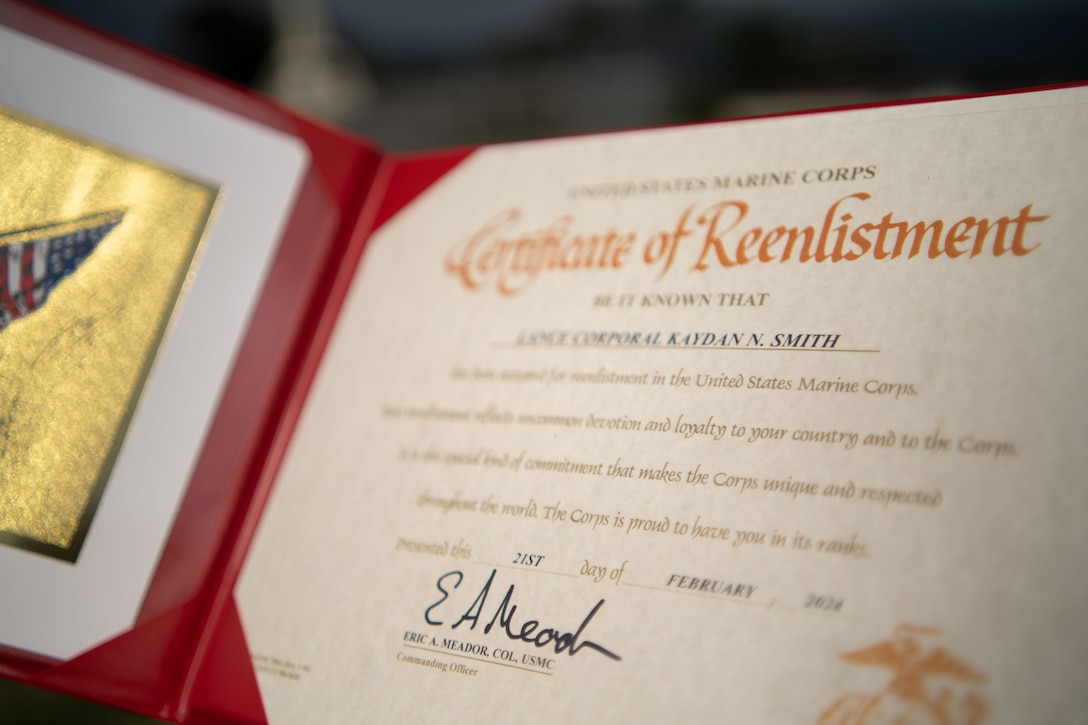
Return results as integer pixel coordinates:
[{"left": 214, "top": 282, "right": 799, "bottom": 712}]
[{"left": 402, "top": 644, "right": 552, "bottom": 676}]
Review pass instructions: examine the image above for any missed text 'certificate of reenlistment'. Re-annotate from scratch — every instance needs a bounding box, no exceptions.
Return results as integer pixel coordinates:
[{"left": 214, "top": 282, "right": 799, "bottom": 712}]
[{"left": 238, "top": 87, "right": 1088, "bottom": 724}]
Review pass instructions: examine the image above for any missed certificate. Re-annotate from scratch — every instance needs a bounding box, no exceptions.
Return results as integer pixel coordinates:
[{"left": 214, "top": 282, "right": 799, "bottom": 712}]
[{"left": 237, "top": 87, "right": 1088, "bottom": 723}]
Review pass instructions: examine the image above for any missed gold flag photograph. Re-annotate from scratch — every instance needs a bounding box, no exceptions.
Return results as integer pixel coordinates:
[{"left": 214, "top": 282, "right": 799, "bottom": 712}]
[{"left": 0, "top": 107, "right": 217, "bottom": 562}]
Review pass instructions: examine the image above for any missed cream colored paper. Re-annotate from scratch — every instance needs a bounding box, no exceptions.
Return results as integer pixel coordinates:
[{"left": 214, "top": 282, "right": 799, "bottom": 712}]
[{"left": 238, "top": 88, "right": 1088, "bottom": 724}]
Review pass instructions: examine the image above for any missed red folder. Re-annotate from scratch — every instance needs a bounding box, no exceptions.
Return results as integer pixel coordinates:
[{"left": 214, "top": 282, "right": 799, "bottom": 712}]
[
  {"left": 0, "top": 3, "right": 415, "bottom": 722},
  {"left": 4, "top": 2, "right": 1085, "bottom": 724}
]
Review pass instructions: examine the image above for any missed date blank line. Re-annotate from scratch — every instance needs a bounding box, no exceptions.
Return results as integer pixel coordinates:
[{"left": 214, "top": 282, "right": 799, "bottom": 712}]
[
  {"left": 622, "top": 582, "right": 770, "bottom": 608},
  {"left": 480, "top": 561, "right": 579, "bottom": 579}
]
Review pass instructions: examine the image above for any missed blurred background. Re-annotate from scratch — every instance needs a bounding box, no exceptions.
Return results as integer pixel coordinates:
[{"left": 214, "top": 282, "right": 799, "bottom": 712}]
[
  {"left": 29, "top": 0, "right": 1088, "bottom": 151},
  {"left": 2, "top": 0, "right": 1085, "bottom": 721}
]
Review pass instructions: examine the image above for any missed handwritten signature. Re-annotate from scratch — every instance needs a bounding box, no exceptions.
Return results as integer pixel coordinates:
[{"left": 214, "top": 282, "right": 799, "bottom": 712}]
[{"left": 425, "top": 569, "right": 621, "bottom": 661}]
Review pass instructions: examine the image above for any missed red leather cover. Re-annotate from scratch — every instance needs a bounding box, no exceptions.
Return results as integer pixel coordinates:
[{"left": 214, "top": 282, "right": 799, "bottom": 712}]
[
  {"left": 0, "top": 5, "right": 484, "bottom": 722},
  {"left": 0, "top": 3, "right": 380, "bottom": 722}
]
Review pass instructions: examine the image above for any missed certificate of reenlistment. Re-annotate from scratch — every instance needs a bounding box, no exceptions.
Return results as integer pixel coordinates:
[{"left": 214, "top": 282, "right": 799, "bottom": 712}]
[{"left": 238, "top": 86, "right": 1088, "bottom": 724}]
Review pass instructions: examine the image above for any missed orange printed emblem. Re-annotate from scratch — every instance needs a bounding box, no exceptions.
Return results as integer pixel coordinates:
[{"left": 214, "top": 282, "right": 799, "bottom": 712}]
[{"left": 819, "top": 625, "right": 989, "bottom": 725}]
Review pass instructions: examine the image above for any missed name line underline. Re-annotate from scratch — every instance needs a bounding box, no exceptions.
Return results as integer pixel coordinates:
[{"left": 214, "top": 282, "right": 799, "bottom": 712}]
[{"left": 493, "top": 343, "right": 879, "bottom": 353}]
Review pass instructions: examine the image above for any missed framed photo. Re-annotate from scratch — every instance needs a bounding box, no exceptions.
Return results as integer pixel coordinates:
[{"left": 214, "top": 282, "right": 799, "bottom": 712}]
[{"left": 0, "top": 23, "right": 309, "bottom": 661}]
